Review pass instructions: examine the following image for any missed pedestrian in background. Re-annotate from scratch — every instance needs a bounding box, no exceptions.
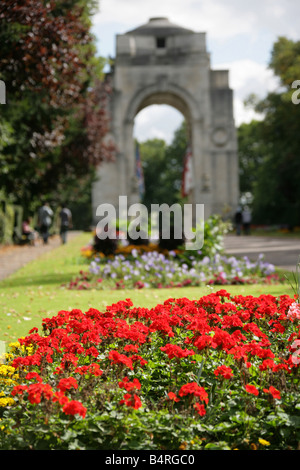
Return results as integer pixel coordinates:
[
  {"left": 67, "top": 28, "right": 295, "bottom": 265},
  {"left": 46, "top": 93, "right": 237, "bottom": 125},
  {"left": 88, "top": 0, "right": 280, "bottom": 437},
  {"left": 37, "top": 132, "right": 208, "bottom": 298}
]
[
  {"left": 38, "top": 201, "right": 53, "bottom": 244},
  {"left": 59, "top": 204, "right": 72, "bottom": 244},
  {"left": 234, "top": 206, "right": 243, "bottom": 236},
  {"left": 242, "top": 206, "right": 252, "bottom": 235}
]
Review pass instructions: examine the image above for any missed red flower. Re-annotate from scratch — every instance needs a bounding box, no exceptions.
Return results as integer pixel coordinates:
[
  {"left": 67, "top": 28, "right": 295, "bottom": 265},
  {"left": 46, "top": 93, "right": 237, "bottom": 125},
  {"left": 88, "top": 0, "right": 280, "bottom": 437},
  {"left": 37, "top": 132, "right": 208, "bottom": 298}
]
[
  {"left": 215, "top": 290, "right": 231, "bottom": 299},
  {"left": 194, "top": 402, "right": 206, "bottom": 416},
  {"left": 88, "top": 363, "right": 103, "bottom": 376},
  {"left": 118, "top": 377, "right": 141, "bottom": 392},
  {"left": 119, "top": 393, "right": 142, "bottom": 409},
  {"left": 63, "top": 400, "right": 87, "bottom": 418},
  {"left": 160, "top": 344, "right": 195, "bottom": 360},
  {"left": 124, "top": 344, "right": 139, "bottom": 353},
  {"left": 193, "top": 335, "right": 212, "bottom": 351},
  {"left": 52, "top": 391, "right": 69, "bottom": 405},
  {"left": 25, "top": 371, "right": 42, "bottom": 383},
  {"left": 108, "top": 350, "right": 133, "bottom": 370},
  {"left": 58, "top": 377, "right": 78, "bottom": 392},
  {"left": 245, "top": 384, "right": 259, "bottom": 396},
  {"left": 178, "top": 382, "right": 208, "bottom": 404},
  {"left": 27, "top": 383, "right": 53, "bottom": 404},
  {"left": 11, "top": 385, "right": 28, "bottom": 396},
  {"left": 263, "top": 386, "right": 281, "bottom": 400},
  {"left": 85, "top": 346, "right": 99, "bottom": 358},
  {"left": 168, "top": 392, "right": 180, "bottom": 402},
  {"left": 214, "top": 365, "right": 234, "bottom": 379},
  {"left": 259, "top": 359, "right": 275, "bottom": 371}
]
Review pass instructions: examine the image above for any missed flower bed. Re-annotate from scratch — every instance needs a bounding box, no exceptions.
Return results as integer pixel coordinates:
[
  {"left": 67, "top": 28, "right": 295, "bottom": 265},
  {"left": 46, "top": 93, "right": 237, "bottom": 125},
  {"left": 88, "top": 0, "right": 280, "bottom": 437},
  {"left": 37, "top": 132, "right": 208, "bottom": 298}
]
[
  {"left": 0, "top": 291, "right": 299, "bottom": 450},
  {"left": 65, "top": 250, "right": 283, "bottom": 290}
]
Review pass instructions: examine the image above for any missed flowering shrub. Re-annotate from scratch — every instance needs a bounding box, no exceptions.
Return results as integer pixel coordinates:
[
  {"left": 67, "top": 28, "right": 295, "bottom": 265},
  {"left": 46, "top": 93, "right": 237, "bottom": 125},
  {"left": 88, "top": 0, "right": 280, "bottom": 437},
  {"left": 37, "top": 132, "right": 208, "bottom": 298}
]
[
  {"left": 65, "top": 251, "right": 282, "bottom": 290},
  {"left": 0, "top": 291, "right": 299, "bottom": 450},
  {"left": 81, "top": 214, "right": 231, "bottom": 261}
]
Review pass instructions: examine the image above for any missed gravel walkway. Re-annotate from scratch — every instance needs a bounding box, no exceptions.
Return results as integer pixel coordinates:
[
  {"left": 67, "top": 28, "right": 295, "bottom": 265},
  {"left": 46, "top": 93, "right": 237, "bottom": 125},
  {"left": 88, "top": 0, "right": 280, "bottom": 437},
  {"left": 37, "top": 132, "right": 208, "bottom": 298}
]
[{"left": 0, "top": 231, "right": 82, "bottom": 281}]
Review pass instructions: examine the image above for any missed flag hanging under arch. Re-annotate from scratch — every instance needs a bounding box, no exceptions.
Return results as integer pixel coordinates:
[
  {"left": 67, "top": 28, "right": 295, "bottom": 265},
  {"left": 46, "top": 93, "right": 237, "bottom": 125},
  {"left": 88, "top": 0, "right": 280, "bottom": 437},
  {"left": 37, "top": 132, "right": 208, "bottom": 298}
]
[{"left": 181, "top": 145, "right": 194, "bottom": 197}]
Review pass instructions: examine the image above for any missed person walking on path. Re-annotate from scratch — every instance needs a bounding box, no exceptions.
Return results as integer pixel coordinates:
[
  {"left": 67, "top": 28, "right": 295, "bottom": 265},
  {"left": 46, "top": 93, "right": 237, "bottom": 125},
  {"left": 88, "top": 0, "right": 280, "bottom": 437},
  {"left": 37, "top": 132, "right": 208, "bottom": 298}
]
[
  {"left": 242, "top": 206, "right": 252, "bottom": 235},
  {"left": 38, "top": 201, "right": 53, "bottom": 244},
  {"left": 234, "top": 206, "right": 243, "bottom": 236},
  {"left": 59, "top": 205, "right": 72, "bottom": 244}
]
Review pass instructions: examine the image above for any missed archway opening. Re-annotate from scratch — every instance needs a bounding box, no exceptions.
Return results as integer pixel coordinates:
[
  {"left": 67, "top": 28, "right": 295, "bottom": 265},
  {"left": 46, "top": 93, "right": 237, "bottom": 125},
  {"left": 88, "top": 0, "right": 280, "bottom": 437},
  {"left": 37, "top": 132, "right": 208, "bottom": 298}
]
[{"left": 133, "top": 104, "right": 189, "bottom": 211}]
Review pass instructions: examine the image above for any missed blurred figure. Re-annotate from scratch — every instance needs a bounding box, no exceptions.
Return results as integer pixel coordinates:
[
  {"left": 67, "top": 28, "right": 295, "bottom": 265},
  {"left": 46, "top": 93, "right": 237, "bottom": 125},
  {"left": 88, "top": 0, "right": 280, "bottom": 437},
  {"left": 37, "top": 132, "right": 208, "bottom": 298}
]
[
  {"left": 22, "top": 217, "right": 38, "bottom": 245},
  {"left": 59, "top": 204, "right": 72, "bottom": 244},
  {"left": 38, "top": 201, "right": 53, "bottom": 244},
  {"left": 242, "top": 206, "right": 252, "bottom": 235},
  {"left": 234, "top": 206, "right": 243, "bottom": 236}
]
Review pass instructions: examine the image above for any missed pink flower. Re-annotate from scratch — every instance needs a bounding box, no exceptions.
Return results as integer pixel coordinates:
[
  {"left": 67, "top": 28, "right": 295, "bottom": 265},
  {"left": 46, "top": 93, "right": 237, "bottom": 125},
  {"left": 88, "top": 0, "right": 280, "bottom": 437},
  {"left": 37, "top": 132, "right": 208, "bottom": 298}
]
[{"left": 287, "top": 302, "right": 300, "bottom": 321}]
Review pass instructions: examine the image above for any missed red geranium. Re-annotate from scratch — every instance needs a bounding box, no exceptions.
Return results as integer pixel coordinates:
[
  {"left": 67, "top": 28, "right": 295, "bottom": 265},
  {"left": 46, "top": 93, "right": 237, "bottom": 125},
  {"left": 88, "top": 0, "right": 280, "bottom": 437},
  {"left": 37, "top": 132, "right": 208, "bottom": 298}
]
[
  {"left": 194, "top": 402, "right": 206, "bottom": 416},
  {"left": 168, "top": 392, "right": 180, "bottom": 402},
  {"left": 178, "top": 382, "right": 208, "bottom": 404},
  {"left": 27, "top": 383, "right": 53, "bottom": 404},
  {"left": 245, "top": 384, "right": 259, "bottom": 396},
  {"left": 118, "top": 377, "right": 141, "bottom": 392},
  {"left": 63, "top": 400, "right": 87, "bottom": 418},
  {"left": 57, "top": 377, "right": 78, "bottom": 392},
  {"left": 119, "top": 393, "right": 142, "bottom": 409},
  {"left": 263, "top": 386, "right": 281, "bottom": 400},
  {"left": 214, "top": 365, "right": 234, "bottom": 379}
]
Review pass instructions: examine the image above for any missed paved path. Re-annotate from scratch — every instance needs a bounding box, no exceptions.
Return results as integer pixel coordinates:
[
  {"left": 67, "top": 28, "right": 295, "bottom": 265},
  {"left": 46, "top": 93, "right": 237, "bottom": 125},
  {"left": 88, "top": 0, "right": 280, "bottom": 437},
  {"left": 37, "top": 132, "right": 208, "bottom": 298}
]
[
  {"left": 223, "top": 235, "right": 300, "bottom": 272},
  {"left": 0, "top": 231, "right": 82, "bottom": 281}
]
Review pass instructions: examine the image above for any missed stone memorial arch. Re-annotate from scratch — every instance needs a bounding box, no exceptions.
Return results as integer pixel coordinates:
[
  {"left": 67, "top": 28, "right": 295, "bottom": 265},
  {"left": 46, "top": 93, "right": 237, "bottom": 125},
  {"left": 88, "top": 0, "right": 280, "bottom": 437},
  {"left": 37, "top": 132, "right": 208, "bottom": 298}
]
[{"left": 92, "top": 17, "right": 239, "bottom": 222}]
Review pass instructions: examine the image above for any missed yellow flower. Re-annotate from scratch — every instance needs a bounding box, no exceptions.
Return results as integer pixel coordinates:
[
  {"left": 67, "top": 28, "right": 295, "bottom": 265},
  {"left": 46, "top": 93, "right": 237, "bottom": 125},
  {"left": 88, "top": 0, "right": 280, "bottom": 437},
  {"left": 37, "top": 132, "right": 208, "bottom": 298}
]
[
  {"left": 179, "top": 441, "right": 187, "bottom": 450},
  {"left": 0, "top": 365, "right": 16, "bottom": 377},
  {"left": 250, "top": 443, "right": 257, "bottom": 450},
  {"left": 0, "top": 397, "right": 15, "bottom": 407},
  {"left": 258, "top": 438, "right": 270, "bottom": 446}
]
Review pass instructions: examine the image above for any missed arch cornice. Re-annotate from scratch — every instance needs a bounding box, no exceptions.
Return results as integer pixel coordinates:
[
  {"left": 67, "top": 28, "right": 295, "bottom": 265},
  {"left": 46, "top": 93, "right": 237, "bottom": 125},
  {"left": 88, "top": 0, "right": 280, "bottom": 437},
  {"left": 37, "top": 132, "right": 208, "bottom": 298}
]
[{"left": 124, "top": 82, "right": 202, "bottom": 124}]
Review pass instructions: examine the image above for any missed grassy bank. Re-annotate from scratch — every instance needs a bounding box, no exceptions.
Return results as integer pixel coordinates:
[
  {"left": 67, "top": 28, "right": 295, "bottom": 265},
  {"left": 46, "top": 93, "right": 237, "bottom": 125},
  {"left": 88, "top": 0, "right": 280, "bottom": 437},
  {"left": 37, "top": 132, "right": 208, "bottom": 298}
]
[{"left": 0, "top": 232, "right": 294, "bottom": 343}]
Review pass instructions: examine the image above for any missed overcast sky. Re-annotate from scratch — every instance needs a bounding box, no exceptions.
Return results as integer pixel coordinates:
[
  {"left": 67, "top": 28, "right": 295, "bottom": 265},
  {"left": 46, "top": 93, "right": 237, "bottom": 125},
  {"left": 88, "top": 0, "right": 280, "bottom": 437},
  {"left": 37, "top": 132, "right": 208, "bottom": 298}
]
[{"left": 92, "top": 0, "right": 299, "bottom": 143}]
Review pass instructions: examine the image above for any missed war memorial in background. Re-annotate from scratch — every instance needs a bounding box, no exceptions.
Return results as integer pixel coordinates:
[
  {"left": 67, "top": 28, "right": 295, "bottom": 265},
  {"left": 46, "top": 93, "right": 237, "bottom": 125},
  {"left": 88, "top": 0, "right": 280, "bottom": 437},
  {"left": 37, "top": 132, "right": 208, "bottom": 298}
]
[{"left": 92, "top": 17, "right": 239, "bottom": 222}]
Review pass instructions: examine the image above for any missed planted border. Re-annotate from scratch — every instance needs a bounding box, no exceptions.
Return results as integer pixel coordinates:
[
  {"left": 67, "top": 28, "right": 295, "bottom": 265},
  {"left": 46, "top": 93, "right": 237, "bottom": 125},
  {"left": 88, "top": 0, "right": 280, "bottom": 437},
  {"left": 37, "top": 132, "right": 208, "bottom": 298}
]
[{"left": 0, "top": 290, "right": 299, "bottom": 450}]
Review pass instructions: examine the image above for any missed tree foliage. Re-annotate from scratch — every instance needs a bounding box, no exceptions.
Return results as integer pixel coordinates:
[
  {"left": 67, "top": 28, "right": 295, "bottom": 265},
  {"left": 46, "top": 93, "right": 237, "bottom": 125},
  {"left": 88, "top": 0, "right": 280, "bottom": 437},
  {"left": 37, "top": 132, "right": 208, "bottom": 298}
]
[
  {"left": 139, "top": 120, "right": 188, "bottom": 210},
  {"left": 0, "top": 0, "right": 115, "bottom": 214},
  {"left": 238, "top": 37, "right": 300, "bottom": 227}
]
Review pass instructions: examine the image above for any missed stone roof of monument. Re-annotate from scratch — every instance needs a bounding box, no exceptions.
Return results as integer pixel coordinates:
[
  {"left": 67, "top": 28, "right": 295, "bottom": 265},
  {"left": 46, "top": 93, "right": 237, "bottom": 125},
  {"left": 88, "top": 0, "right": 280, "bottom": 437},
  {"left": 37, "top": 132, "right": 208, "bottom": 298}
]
[{"left": 126, "top": 17, "right": 194, "bottom": 36}]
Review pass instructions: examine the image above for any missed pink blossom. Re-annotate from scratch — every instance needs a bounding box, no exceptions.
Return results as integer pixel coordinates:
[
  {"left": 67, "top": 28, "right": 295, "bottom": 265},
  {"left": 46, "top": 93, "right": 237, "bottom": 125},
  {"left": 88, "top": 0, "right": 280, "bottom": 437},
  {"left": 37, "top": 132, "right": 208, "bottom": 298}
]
[{"left": 287, "top": 302, "right": 300, "bottom": 321}]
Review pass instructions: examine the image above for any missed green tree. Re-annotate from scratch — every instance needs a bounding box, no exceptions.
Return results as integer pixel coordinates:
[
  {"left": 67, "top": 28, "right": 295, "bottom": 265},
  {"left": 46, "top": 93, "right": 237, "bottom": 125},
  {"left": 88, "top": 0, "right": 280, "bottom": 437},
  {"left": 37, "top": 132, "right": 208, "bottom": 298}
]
[
  {"left": 237, "top": 120, "right": 266, "bottom": 196},
  {"left": 0, "top": 0, "right": 114, "bottom": 218},
  {"left": 238, "top": 37, "right": 300, "bottom": 227},
  {"left": 140, "top": 120, "right": 188, "bottom": 209}
]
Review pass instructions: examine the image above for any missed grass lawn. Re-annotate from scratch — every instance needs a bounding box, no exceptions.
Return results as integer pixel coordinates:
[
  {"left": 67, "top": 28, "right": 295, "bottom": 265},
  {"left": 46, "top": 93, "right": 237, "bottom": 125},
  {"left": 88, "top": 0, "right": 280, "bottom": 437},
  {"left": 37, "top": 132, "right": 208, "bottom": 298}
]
[{"left": 0, "top": 232, "right": 295, "bottom": 343}]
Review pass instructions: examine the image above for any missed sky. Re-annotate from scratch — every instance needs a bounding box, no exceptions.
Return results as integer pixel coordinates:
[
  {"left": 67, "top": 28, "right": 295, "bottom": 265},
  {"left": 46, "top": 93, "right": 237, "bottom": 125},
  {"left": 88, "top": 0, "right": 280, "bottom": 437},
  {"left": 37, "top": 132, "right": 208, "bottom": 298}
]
[{"left": 91, "top": 0, "right": 299, "bottom": 144}]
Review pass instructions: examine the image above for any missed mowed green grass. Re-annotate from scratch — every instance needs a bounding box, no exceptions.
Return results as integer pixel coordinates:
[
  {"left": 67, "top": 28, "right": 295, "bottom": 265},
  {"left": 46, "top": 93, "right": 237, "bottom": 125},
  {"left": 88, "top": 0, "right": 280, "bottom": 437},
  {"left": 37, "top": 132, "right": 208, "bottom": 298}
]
[{"left": 0, "top": 232, "right": 294, "bottom": 343}]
